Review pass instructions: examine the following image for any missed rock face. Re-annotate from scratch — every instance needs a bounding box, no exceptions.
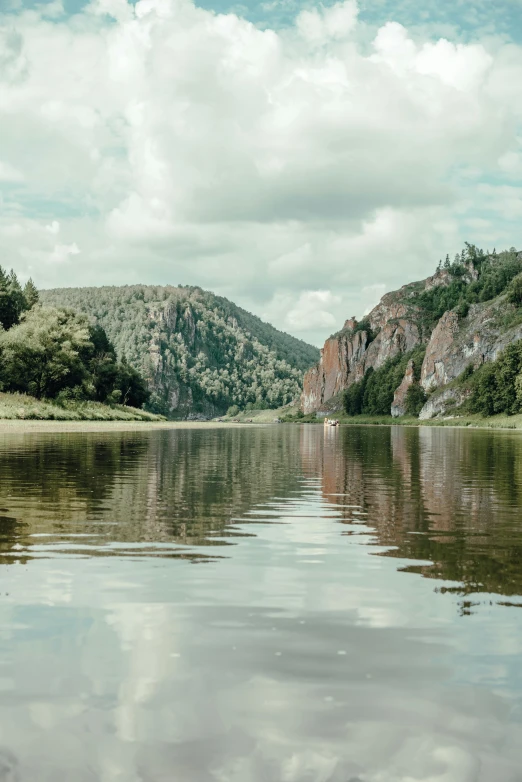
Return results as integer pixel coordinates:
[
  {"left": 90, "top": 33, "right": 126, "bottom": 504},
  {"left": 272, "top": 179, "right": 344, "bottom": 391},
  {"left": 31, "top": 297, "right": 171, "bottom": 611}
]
[
  {"left": 421, "top": 311, "right": 460, "bottom": 391},
  {"left": 302, "top": 282, "right": 426, "bottom": 414},
  {"left": 391, "top": 360, "right": 415, "bottom": 418},
  {"left": 302, "top": 251, "right": 522, "bottom": 419},
  {"left": 421, "top": 299, "right": 522, "bottom": 394},
  {"left": 417, "top": 297, "right": 522, "bottom": 418},
  {"left": 418, "top": 387, "right": 470, "bottom": 420}
]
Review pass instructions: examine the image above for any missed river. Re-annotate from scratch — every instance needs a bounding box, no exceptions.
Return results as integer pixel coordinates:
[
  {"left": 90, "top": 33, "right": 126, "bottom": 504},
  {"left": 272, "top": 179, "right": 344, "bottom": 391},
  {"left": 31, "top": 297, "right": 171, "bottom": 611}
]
[{"left": 1, "top": 424, "right": 522, "bottom": 781}]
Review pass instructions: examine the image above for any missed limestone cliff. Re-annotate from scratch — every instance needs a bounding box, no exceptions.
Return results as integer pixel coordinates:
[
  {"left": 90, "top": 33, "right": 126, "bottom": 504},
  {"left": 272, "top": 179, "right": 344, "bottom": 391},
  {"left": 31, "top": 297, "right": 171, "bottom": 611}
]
[
  {"left": 302, "top": 247, "right": 522, "bottom": 418},
  {"left": 302, "top": 276, "right": 428, "bottom": 414},
  {"left": 391, "top": 360, "right": 415, "bottom": 418}
]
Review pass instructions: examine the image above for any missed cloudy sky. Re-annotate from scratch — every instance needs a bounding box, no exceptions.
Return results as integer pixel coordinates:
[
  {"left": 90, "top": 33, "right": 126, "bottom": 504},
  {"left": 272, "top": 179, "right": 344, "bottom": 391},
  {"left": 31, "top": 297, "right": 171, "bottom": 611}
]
[{"left": 1, "top": 0, "right": 522, "bottom": 346}]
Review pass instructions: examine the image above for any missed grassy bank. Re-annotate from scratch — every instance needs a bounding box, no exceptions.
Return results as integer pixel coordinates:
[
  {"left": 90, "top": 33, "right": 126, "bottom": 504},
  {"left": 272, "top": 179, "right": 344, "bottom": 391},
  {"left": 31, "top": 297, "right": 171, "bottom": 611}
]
[
  {"left": 280, "top": 410, "right": 522, "bottom": 430},
  {"left": 216, "top": 403, "right": 300, "bottom": 423},
  {"left": 0, "top": 392, "right": 165, "bottom": 422}
]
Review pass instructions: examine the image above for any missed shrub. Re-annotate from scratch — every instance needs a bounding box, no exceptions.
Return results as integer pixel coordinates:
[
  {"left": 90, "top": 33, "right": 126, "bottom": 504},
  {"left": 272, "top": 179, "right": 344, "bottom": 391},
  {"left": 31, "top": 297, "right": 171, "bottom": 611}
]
[
  {"left": 507, "top": 274, "right": 522, "bottom": 306},
  {"left": 404, "top": 384, "right": 427, "bottom": 416}
]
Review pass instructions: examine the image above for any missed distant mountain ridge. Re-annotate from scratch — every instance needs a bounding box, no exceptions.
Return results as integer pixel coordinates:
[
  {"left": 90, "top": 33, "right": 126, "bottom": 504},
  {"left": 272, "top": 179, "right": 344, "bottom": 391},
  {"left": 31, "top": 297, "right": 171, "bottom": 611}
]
[
  {"left": 41, "top": 284, "right": 319, "bottom": 418},
  {"left": 302, "top": 245, "right": 522, "bottom": 419}
]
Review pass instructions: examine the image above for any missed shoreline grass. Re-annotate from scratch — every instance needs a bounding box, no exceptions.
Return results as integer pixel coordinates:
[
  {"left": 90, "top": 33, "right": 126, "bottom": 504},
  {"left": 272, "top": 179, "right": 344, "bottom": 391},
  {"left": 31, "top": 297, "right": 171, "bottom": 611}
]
[
  {"left": 280, "top": 411, "right": 522, "bottom": 431},
  {"left": 0, "top": 392, "right": 165, "bottom": 422}
]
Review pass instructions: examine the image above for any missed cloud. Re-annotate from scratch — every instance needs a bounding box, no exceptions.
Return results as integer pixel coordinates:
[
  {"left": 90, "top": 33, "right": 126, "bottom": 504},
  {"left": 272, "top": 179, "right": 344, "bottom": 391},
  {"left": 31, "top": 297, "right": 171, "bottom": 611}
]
[
  {"left": 45, "top": 220, "right": 60, "bottom": 234},
  {"left": 0, "top": 0, "right": 521, "bottom": 345},
  {"left": 0, "top": 26, "right": 28, "bottom": 83},
  {"left": 296, "top": 1, "right": 359, "bottom": 44},
  {"left": 286, "top": 290, "right": 342, "bottom": 331},
  {"left": 0, "top": 160, "right": 24, "bottom": 182}
]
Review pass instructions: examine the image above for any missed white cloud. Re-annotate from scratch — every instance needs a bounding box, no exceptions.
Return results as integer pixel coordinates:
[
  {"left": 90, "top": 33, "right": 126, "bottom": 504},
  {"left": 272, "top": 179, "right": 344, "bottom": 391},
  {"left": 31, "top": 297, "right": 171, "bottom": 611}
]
[
  {"left": 45, "top": 220, "right": 60, "bottom": 234},
  {"left": 0, "top": 0, "right": 521, "bottom": 344},
  {"left": 296, "top": 1, "right": 359, "bottom": 44},
  {"left": 284, "top": 290, "right": 342, "bottom": 331},
  {"left": 0, "top": 160, "right": 24, "bottom": 182}
]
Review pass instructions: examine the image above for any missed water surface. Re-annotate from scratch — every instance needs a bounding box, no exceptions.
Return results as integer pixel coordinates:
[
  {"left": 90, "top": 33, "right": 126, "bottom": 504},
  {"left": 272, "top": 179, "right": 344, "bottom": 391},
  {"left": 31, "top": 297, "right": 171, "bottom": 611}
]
[{"left": 1, "top": 425, "right": 522, "bottom": 781}]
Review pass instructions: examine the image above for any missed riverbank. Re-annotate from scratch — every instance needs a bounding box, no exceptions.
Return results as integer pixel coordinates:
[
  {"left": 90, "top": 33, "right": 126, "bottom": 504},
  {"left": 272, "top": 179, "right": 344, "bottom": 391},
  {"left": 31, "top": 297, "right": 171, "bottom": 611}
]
[
  {"left": 281, "top": 411, "right": 522, "bottom": 430},
  {"left": 0, "top": 392, "right": 165, "bottom": 423}
]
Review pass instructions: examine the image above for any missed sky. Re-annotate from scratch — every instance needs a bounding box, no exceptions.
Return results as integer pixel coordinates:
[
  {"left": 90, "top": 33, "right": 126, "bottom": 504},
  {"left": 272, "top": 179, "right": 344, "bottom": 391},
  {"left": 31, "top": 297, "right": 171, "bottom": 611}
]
[{"left": 1, "top": 0, "right": 522, "bottom": 346}]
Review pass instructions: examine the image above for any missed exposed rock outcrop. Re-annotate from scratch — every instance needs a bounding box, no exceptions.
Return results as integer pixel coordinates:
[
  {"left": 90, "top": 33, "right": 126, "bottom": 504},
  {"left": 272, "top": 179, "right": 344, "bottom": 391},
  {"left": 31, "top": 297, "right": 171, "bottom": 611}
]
[
  {"left": 421, "top": 299, "right": 522, "bottom": 395},
  {"left": 419, "top": 387, "right": 471, "bottom": 420},
  {"left": 391, "top": 360, "right": 415, "bottom": 418},
  {"left": 421, "top": 311, "right": 460, "bottom": 391},
  {"left": 302, "top": 284, "right": 426, "bottom": 413},
  {"left": 302, "top": 249, "right": 522, "bottom": 419}
]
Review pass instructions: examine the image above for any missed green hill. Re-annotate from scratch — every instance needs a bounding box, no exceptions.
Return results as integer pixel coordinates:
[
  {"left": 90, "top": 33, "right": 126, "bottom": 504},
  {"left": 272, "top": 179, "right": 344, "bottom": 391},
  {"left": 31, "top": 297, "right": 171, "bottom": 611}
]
[{"left": 40, "top": 285, "right": 319, "bottom": 418}]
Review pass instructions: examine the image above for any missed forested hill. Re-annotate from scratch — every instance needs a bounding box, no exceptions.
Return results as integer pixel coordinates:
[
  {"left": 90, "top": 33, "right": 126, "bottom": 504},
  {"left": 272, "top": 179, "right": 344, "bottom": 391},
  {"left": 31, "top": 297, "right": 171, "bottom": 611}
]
[{"left": 41, "top": 285, "right": 319, "bottom": 418}]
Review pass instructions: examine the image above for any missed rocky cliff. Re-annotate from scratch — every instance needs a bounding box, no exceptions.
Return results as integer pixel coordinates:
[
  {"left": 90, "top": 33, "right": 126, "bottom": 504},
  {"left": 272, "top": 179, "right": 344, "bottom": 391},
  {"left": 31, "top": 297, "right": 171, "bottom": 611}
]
[
  {"left": 302, "top": 277, "right": 427, "bottom": 414},
  {"left": 302, "top": 247, "right": 522, "bottom": 418}
]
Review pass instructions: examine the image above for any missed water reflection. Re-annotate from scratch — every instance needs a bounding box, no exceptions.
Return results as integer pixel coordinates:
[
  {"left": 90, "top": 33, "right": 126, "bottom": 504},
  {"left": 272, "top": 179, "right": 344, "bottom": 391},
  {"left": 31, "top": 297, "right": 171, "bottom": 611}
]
[
  {"left": 0, "top": 427, "right": 305, "bottom": 563},
  {"left": 1, "top": 426, "right": 522, "bottom": 781},
  {"left": 301, "top": 425, "right": 522, "bottom": 600}
]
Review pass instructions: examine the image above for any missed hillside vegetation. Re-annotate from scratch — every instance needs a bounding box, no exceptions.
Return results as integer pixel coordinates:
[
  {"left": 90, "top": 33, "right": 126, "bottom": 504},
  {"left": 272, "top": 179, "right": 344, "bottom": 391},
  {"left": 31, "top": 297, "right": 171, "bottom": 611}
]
[
  {"left": 0, "top": 267, "right": 152, "bottom": 418},
  {"left": 41, "top": 285, "right": 319, "bottom": 418}
]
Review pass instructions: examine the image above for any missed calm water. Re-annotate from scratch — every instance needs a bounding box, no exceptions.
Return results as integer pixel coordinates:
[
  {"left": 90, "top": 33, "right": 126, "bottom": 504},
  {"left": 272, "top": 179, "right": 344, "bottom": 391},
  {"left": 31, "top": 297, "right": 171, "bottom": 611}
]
[{"left": 1, "top": 425, "right": 522, "bottom": 781}]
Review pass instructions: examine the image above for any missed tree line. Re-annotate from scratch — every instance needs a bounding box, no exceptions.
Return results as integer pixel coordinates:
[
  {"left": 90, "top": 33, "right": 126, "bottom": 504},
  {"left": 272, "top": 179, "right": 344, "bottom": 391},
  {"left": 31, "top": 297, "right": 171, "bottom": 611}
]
[
  {"left": 0, "top": 267, "right": 149, "bottom": 408},
  {"left": 40, "top": 285, "right": 317, "bottom": 415}
]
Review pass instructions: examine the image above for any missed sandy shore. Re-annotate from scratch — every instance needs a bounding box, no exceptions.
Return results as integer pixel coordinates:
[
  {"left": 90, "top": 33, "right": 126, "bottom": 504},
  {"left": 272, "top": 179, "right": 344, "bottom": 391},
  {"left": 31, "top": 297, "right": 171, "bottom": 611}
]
[{"left": 0, "top": 420, "right": 246, "bottom": 434}]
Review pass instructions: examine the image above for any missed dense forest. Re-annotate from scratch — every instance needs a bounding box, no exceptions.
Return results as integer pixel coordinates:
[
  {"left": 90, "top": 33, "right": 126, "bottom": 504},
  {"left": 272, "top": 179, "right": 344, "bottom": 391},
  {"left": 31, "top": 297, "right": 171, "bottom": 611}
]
[
  {"left": 41, "top": 285, "right": 319, "bottom": 417},
  {"left": 0, "top": 267, "right": 149, "bottom": 408}
]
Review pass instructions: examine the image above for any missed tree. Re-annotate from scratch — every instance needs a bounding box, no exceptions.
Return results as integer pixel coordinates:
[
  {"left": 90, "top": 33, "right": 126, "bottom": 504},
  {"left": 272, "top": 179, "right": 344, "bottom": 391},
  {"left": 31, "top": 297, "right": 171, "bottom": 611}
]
[
  {"left": 507, "top": 274, "right": 522, "bottom": 306},
  {"left": 404, "top": 384, "right": 427, "bottom": 416},
  {"left": 23, "top": 278, "right": 39, "bottom": 309},
  {"left": 0, "top": 268, "right": 27, "bottom": 330},
  {"left": 0, "top": 306, "right": 92, "bottom": 399},
  {"left": 113, "top": 357, "right": 150, "bottom": 408}
]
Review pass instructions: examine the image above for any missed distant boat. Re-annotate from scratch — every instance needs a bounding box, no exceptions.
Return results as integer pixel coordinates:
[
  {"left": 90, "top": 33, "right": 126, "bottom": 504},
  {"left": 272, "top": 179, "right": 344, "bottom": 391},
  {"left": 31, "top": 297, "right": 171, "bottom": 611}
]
[{"left": 324, "top": 418, "right": 339, "bottom": 427}]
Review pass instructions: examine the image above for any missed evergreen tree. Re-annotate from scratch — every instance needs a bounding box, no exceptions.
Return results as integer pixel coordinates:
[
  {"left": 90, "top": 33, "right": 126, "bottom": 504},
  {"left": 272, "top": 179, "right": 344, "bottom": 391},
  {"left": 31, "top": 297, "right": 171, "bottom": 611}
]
[
  {"left": 23, "top": 278, "right": 39, "bottom": 309},
  {"left": 0, "top": 267, "right": 27, "bottom": 330}
]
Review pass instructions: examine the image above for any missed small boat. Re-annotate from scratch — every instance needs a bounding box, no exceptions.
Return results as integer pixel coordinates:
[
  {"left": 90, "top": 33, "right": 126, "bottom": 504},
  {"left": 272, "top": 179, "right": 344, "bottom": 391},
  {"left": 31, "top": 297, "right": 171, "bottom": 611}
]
[{"left": 324, "top": 418, "right": 339, "bottom": 427}]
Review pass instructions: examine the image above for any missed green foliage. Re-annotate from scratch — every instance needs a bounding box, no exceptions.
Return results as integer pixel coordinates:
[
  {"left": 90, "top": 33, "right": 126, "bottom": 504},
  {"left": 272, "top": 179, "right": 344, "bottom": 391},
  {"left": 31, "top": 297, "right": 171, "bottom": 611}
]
[
  {"left": 506, "top": 274, "right": 522, "bottom": 306},
  {"left": 0, "top": 307, "right": 92, "bottom": 399},
  {"left": 0, "top": 305, "right": 150, "bottom": 408},
  {"left": 467, "top": 341, "right": 522, "bottom": 416},
  {"left": 23, "top": 278, "right": 39, "bottom": 309},
  {"left": 0, "top": 267, "right": 30, "bottom": 330},
  {"left": 404, "top": 384, "right": 427, "bottom": 416},
  {"left": 227, "top": 405, "right": 240, "bottom": 417},
  {"left": 417, "top": 245, "right": 521, "bottom": 332},
  {"left": 41, "top": 285, "right": 319, "bottom": 415},
  {"left": 343, "top": 345, "right": 426, "bottom": 416},
  {"left": 0, "top": 392, "right": 162, "bottom": 421},
  {"left": 332, "top": 317, "right": 378, "bottom": 345}
]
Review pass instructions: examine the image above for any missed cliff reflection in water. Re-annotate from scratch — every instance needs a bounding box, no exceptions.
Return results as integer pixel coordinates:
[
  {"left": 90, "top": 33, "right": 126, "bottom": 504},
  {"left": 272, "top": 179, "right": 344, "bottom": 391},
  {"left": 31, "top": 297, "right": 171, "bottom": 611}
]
[
  {"left": 0, "top": 427, "right": 305, "bottom": 563},
  {"left": 301, "top": 425, "right": 522, "bottom": 599}
]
